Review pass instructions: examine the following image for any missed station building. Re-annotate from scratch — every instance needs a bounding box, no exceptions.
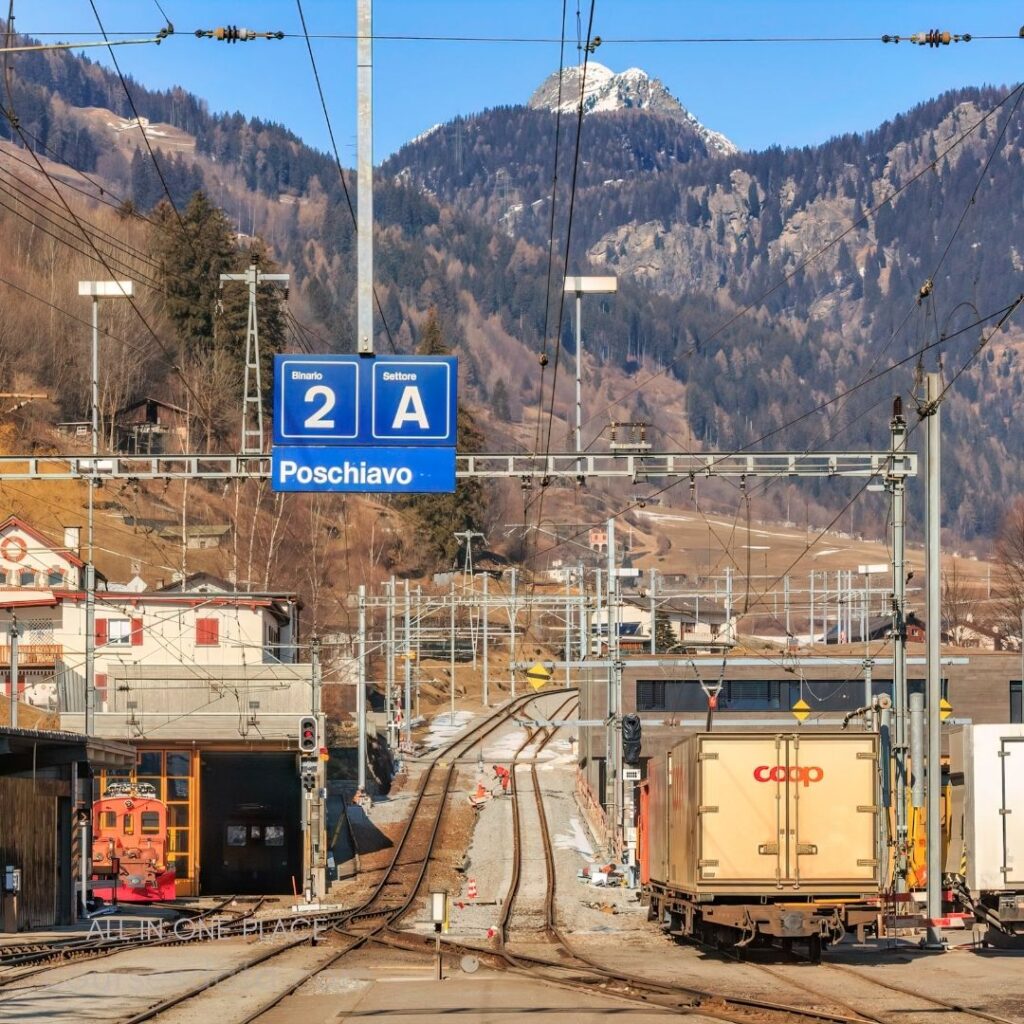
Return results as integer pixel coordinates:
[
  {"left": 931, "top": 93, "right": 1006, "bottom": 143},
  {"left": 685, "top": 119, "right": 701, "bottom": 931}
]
[{"left": 0, "top": 515, "right": 327, "bottom": 898}]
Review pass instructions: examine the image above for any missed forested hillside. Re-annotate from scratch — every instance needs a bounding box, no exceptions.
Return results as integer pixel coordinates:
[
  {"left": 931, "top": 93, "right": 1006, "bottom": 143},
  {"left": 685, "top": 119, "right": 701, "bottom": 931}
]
[{"left": 1, "top": 25, "right": 1022, "bottom": 545}]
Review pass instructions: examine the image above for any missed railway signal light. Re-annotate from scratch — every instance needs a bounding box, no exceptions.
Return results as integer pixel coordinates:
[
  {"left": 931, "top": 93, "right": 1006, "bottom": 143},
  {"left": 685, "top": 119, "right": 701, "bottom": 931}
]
[
  {"left": 622, "top": 714, "right": 642, "bottom": 765},
  {"left": 298, "top": 716, "right": 318, "bottom": 754}
]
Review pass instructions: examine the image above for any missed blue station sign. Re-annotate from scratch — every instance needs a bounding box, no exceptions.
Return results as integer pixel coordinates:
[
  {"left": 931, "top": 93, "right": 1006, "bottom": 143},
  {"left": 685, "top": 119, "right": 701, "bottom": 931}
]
[
  {"left": 273, "top": 354, "right": 457, "bottom": 447},
  {"left": 272, "top": 446, "right": 456, "bottom": 493},
  {"left": 271, "top": 354, "right": 458, "bottom": 494}
]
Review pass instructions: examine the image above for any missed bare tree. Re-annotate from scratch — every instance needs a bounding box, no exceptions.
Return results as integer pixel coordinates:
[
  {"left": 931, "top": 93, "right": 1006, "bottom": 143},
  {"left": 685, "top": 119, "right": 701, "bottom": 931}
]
[
  {"left": 941, "top": 558, "right": 979, "bottom": 646},
  {"left": 994, "top": 498, "right": 1024, "bottom": 642}
]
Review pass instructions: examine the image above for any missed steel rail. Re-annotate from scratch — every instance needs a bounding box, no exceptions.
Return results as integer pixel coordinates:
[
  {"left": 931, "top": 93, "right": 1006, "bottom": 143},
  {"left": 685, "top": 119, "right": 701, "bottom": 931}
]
[
  {"left": 497, "top": 693, "right": 578, "bottom": 944},
  {"left": 0, "top": 893, "right": 249, "bottom": 981}
]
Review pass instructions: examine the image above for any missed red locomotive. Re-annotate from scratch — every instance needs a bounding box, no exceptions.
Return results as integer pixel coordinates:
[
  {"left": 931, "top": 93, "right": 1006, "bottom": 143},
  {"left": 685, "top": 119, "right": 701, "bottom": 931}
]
[{"left": 92, "top": 781, "right": 176, "bottom": 902}]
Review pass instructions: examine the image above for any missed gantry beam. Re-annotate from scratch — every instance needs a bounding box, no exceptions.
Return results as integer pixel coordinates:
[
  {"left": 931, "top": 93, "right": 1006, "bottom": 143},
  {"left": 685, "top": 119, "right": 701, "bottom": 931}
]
[{"left": 0, "top": 450, "right": 915, "bottom": 482}]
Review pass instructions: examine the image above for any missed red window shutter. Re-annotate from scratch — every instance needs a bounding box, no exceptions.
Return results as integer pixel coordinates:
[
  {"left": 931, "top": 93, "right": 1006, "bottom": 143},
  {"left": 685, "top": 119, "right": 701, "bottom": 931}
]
[
  {"left": 96, "top": 619, "right": 108, "bottom": 646},
  {"left": 131, "top": 617, "right": 144, "bottom": 646},
  {"left": 95, "top": 673, "right": 108, "bottom": 701},
  {"left": 196, "top": 617, "right": 219, "bottom": 646}
]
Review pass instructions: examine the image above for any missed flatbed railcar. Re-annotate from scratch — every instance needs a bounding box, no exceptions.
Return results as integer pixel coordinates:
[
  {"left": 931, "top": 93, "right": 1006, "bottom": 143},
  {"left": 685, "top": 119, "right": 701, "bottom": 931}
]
[{"left": 638, "top": 731, "right": 881, "bottom": 961}]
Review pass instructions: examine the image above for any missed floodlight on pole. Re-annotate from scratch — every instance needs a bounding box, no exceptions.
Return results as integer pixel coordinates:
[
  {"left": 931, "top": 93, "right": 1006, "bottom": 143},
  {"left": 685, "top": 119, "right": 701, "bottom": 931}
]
[
  {"left": 78, "top": 279, "right": 133, "bottom": 739},
  {"left": 564, "top": 276, "right": 617, "bottom": 463}
]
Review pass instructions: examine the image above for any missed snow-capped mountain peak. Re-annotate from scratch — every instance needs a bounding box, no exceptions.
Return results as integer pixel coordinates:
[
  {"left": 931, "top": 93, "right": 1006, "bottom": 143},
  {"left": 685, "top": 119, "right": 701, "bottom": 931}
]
[{"left": 528, "top": 62, "right": 736, "bottom": 156}]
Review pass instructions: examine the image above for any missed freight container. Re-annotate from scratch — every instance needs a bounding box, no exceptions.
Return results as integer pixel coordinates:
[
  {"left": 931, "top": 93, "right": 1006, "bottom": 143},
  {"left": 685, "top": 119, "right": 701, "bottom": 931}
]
[
  {"left": 945, "top": 724, "right": 1024, "bottom": 936},
  {"left": 641, "top": 731, "right": 881, "bottom": 958}
]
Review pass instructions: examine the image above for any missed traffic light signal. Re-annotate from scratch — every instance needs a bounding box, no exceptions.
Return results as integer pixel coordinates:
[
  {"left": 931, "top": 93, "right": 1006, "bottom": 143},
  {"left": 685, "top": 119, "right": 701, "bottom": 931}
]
[
  {"left": 622, "top": 714, "right": 642, "bottom": 765},
  {"left": 298, "top": 716, "right": 318, "bottom": 754}
]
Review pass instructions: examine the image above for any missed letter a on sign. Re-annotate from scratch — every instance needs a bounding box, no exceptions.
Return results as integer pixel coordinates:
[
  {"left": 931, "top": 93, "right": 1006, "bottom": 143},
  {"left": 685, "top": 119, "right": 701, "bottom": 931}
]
[{"left": 391, "top": 386, "right": 430, "bottom": 430}]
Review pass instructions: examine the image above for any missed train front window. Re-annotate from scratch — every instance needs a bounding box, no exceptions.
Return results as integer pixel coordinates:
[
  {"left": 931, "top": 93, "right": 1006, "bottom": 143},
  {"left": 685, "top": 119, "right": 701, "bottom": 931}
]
[
  {"left": 264, "top": 826, "right": 284, "bottom": 847},
  {"left": 226, "top": 825, "right": 247, "bottom": 847},
  {"left": 141, "top": 812, "right": 160, "bottom": 834},
  {"left": 123, "top": 814, "right": 135, "bottom": 835},
  {"left": 101, "top": 811, "right": 117, "bottom": 829}
]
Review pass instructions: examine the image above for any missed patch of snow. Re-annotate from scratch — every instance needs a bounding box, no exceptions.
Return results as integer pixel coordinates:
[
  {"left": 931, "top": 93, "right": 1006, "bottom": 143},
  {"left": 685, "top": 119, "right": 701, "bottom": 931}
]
[
  {"left": 421, "top": 710, "right": 474, "bottom": 750},
  {"left": 408, "top": 122, "right": 442, "bottom": 146},
  {"left": 528, "top": 62, "right": 737, "bottom": 156},
  {"left": 554, "top": 815, "right": 595, "bottom": 859}
]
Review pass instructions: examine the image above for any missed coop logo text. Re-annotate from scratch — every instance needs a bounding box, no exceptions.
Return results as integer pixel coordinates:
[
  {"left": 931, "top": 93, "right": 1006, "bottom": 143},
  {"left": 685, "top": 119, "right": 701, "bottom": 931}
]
[{"left": 753, "top": 765, "right": 824, "bottom": 786}]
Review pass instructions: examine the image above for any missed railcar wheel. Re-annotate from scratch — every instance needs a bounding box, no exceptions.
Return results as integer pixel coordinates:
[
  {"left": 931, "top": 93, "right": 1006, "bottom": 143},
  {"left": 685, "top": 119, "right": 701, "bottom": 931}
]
[{"left": 807, "top": 934, "right": 822, "bottom": 964}]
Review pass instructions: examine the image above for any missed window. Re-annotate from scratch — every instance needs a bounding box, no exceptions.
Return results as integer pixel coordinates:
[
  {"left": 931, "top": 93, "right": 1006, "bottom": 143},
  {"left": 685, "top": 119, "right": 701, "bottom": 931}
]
[
  {"left": 47, "top": 569, "right": 64, "bottom": 587},
  {"left": 105, "top": 619, "right": 132, "bottom": 646},
  {"left": 19, "top": 569, "right": 36, "bottom": 587},
  {"left": 264, "top": 825, "right": 285, "bottom": 847},
  {"left": 122, "top": 814, "right": 134, "bottom": 835},
  {"left": 196, "top": 617, "right": 220, "bottom": 646},
  {"left": 226, "top": 825, "right": 247, "bottom": 847},
  {"left": 1012, "top": 681, "right": 1022, "bottom": 724},
  {"left": 141, "top": 812, "right": 160, "bottom": 834},
  {"left": 102, "top": 811, "right": 117, "bottom": 829},
  {"left": 636, "top": 680, "right": 666, "bottom": 711}
]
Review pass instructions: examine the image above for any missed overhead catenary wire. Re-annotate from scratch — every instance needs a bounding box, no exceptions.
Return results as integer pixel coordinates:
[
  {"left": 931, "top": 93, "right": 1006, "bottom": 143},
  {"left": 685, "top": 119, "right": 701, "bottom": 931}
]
[
  {"left": 294, "top": 0, "right": 397, "bottom": 354},
  {"left": 1, "top": 4, "right": 212, "bottom": 424},
  {"left": 86, "top": 0, "right": 197, "bottom": 259},
  {"left": 531, "top": 0, "right": 570, "bottom": 462},
  {"left": 578, "top": 80, "right": 1024, "bottom": 439}
]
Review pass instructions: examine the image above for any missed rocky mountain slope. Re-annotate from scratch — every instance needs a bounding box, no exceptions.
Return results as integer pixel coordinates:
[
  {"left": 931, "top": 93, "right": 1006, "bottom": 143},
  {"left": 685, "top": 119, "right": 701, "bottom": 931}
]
[{"left": 1, "top": 28, "right": 1021, "bottom": 548}]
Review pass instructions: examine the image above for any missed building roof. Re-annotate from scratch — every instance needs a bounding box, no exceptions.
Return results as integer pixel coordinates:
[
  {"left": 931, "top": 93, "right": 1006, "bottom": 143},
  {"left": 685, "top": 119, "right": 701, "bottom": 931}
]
[
  {"left": 0, "top": 514, "right": 85, "bottom": 569},
  {"left": 0, "top": 726, "right": 135, "bottom": 776},
  {"left": 117, "top": 396, "right": 187, "bottom": 417}
]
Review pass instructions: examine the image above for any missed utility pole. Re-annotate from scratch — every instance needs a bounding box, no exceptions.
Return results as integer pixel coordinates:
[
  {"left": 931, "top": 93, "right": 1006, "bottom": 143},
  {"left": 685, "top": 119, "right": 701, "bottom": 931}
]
[
  {"left": 357, "top": 585, "right": 367, "bottom": 793},
  {"left": 454, "top": 530, "right": 485, "bottom": 577},
  {"left": 385, "top": 577, "right": 395, "bottom": 748},
  {"left": 605, "top": 518, "right": 621, "bottom": 852},
  {"left": 923, "top": 372, "right": 946, "bottom": 947},
  {"left": 79, "top": 279, "right": 133, "bottom": 736},
  {"left": 219, "top": 262, "right": 289, "bottom": 454},
  {"left": 356, "top": 0, "right": 373, "bottom": 353},
  {"left": 649, "top": 568, "right": 656, "bottom": 654},
  {"left": 482, "top": 572, "right": 489, "bottom": 706},
  {"left": 509, "top": 568, "right": 517, "bottom": 698},
  {"left": 889, "top": 397, "right": 910, "bottom": 891},
  {"left": 449, "top": 576, "right": 456, "bottom": 723},
  {"left": 8, "top": 615, "right": 18, "bottom": 728},
  {"left": 403, "top": 579, "right": 412, "bottom": 748},
  {"left": 565, "top": 276, "right": 617, "bottom": 472}
]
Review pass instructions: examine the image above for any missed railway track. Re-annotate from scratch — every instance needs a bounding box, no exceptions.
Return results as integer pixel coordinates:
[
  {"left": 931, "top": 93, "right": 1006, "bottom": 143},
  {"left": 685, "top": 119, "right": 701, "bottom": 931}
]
[
  {"left": 0, "top": 893, "right": 254, "bottom": 979},
  {"left": 467, "top": 696, "right": 897, "bottom": 1024},
  {"left": 745, "top": 958, "right": 1023, "bottom": 1024},
  {"left": 7, "top": 691, "right": 573, "bottom": 1023}
]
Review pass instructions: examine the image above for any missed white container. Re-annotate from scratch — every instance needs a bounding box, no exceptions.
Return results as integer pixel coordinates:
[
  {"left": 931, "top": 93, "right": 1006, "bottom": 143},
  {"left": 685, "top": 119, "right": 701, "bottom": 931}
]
[{"left": 947, "top": 724, "right": 1024, "bottom": 892}]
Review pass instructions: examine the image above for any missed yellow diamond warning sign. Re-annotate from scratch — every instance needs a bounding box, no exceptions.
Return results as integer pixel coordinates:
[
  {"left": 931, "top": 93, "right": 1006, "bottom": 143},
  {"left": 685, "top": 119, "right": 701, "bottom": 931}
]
[
  {"left": 940, "top": 698, "right": 953, "bottom": 721},
  {"left": 791, "top": 698, "right": 811, "bottom": 722},
  {"left": 526, "top": 661, "right": 552, "bottom": 691}
]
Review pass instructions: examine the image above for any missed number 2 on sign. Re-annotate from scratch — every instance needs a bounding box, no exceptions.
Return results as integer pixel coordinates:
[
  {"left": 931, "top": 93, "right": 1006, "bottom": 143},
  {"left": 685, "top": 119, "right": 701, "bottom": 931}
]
[{"left": 303, "top": 385, "right": 336, "bottom": 429}]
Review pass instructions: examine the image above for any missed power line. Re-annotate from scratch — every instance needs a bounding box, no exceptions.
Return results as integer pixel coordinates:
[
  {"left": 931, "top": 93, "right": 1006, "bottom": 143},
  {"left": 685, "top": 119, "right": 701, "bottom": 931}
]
[
  {"left": 294, "top": 0, "right": 397, "bottom": 353},
  {"left": 86, "top": 0, "right": 196, "bottom": 258},
  {"left": 579, "top": 80, "right": 1024, "bottom": 437},
  {"left": 531, "top": 0, "right": 570, "bottom": 462}
]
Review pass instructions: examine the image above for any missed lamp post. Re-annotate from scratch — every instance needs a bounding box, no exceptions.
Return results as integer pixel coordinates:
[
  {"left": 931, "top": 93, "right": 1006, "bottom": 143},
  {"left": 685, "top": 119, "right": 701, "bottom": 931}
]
[
  {"left": 78, "top": 280, "right": 133, "bottom": 736},
  {"left": 564, "top": 276, "right": 617, "bottom": 462}
]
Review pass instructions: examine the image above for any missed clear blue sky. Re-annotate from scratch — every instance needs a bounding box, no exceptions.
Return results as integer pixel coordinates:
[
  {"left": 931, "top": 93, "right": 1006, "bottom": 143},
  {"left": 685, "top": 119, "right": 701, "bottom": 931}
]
[{"left": 18, "top": 2, "right": 1024, "bottom": 159}]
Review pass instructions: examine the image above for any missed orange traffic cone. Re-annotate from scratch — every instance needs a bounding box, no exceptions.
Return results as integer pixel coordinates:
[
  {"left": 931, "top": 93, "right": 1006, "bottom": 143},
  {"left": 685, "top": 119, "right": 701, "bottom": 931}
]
[{"left": 467, "top": 877, "right": 478, "bottom": 900}]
